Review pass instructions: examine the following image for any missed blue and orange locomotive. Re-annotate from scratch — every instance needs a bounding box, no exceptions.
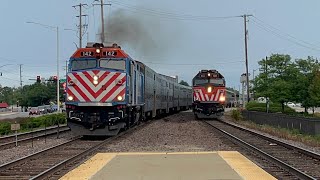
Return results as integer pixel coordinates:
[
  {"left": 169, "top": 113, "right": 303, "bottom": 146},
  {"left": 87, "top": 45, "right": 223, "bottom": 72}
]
[{"left": 65, "top": 43, "right": 192, "bottom": 136}]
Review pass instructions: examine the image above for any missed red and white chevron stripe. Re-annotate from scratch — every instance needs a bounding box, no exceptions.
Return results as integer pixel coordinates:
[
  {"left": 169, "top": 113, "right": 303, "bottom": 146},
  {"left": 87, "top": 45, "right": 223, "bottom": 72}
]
[
  {"left": 193, "top": 87, "right": 225, "bottom": 102},
  {"left": 67, "top": 70, "right": 126, "bottom": 102}
]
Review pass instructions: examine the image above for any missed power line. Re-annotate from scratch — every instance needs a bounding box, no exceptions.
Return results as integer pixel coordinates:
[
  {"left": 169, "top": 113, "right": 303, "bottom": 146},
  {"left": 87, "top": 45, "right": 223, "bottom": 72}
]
[
  {"left": 252, "top": 16, "right": 320, "bottom": 49},
  {"left": 143, "top": 60, "right": 244, "bottom": 66},
  {"left": 0, "top": 69, "right": 34, "bottom": 79},
  {"left": 0, "top": 76, "right": 20, "bottom": 82},
  {"left": 251, "top": 18, "right": 320, "bottom": 52}
]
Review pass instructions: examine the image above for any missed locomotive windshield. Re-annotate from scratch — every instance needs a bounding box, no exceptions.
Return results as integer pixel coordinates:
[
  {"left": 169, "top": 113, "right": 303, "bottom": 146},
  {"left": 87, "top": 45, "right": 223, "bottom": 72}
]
[
  {"left": 100, "top": 59, "right": 126, "bottom": 71},
  {"left": 193, "top": 78, "right": 225, "bottom": 86},
  {"left": 71, "top": 59, "right": 97, "bottom": 70}
]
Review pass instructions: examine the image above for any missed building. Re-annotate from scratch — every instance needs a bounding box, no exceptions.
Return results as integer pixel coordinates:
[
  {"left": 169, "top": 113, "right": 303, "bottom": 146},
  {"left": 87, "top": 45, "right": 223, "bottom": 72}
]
[{"left": 0, "top": 102, "right": 9, "bottom": 112}]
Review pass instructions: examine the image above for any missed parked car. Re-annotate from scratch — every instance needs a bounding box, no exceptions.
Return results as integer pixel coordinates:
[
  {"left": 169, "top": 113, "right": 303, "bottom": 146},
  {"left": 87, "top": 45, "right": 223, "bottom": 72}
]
[
  {"left": 295, "top": 103, "right": 302, "bottom": 107},
  {"left": 38, "top": 106, "right": 46, "bottom": 114},
  {"left": 29, "top": 107, "right": 40, "bottom": 115},
  {"left": 51, "top": 105, "right": 58, "bottom": 112},
  {"left": 44, "top": 105, "right": 53, "bottom": 113},
  {"left": 286, "top": 102, "right": 296, "bottom": 107}
]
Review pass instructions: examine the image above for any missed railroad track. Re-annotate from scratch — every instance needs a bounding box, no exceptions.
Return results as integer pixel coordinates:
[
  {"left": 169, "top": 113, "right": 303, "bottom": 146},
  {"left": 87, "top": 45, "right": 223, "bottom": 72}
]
[
  {"left": 0, "top": 121, "right": 150, "bottom": 180},
  {"left": 205, "top": 120, "right": 320, "bottom": 180},
  {"left": 0, "top": 125, "right": 70, "bottom": 150}
]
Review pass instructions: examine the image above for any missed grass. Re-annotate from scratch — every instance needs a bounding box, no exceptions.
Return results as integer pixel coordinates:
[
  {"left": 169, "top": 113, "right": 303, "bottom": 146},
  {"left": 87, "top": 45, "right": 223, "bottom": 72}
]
[{"left": 226, "top": 110, "right": 320, "bottom": 147}]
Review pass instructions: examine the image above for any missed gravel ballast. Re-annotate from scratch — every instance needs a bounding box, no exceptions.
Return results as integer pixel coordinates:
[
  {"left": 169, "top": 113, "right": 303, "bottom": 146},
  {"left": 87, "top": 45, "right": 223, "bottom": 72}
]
[
  {"left": 0, "top": 132, "right": 73, "bottom": 165},
  {"left": 102, "top": 111, "right": 235, "bottom": 152}
]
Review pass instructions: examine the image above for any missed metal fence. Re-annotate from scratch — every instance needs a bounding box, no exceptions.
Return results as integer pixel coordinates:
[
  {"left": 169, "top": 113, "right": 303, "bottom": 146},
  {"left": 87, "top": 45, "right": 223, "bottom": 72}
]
[{"left": 242, "top": 110, "right": 320, "bottom": 135}]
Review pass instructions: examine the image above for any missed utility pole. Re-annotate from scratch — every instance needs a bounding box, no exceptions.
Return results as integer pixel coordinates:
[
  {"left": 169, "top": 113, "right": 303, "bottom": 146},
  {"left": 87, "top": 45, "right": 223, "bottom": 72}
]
[
  {"left": 65, "top": 60, "right": 68, "bottom": 76},
  {"left": 19, "top": 64, "right": 22, "bottom": 90},
  {"left": 233, "top": 86, "right": 237, "bottom": 107},
  {"left": 242, "top": 14, "right": 253, "bottom": 103},
  {"left": 93, "top": 0, "right": 111, "bottom": 43},
  {"left": 19, "top": 64, "right": 23, "bottom": 112},
  {"left": 252, "top": 69, "right": 257, "bottom": 100},
  {"left": 73, "top": 3, "right": 88, "bottom": 48},
  {"left": 265, "top": 56, "right": 269, "bottom": 113}
]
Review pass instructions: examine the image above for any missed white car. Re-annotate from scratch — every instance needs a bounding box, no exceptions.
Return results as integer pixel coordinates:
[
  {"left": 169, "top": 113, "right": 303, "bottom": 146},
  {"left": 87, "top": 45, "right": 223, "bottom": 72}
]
[
  {"left": 286, "top": 102, "right": 296, "bottom": 107},
  {"left": 295, "top": 103, "right": 302, "bottom": 107}
]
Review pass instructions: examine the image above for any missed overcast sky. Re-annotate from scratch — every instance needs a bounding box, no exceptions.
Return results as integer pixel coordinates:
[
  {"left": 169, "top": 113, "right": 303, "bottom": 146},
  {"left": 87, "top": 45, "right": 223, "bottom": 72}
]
[{"left": 1, "top": 0, "right": 320, "bottom": 89}]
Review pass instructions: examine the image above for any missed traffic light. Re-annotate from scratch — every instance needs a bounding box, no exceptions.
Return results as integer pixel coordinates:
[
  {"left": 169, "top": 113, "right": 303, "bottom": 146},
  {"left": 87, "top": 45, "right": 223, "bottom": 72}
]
[
  {"left": 36, "top": 76, "right": 41, "bottom": 83},
  {"left": 53, "top": 76, "right": 57, "bottom": 83}
]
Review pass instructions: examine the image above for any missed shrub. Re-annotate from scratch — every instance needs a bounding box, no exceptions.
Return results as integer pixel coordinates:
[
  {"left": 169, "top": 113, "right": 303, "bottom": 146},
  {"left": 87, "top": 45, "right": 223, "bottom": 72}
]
[
  {"left": 246, "top": 101, "right": 295, "bottom": 114},
  {"left": 0, "top": 122, "right": 11, "bottom": 135},
  {"left": 231, "top": 109, "right": 242, "bottom": 121},
  {"left": 0, "top": 113, "right": 67, "bottom": 136}
]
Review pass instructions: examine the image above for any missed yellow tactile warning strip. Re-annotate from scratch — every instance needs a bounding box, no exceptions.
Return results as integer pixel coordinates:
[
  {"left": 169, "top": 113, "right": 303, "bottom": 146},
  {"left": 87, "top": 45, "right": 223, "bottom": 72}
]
[
  {"left": 60, "top": 151, "right": 276, "bottom": 180},
  {"left": 219, "top": 151, "right": 276, "bottom": 180},
  {"left": 59, "top": 153, "right": 116, "bottom": 180}
]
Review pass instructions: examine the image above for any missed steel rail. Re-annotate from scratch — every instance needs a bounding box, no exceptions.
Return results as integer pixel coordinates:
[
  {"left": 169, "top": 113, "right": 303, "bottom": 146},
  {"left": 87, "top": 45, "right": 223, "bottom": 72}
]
[
  {"left": 204, "top": 121, "right": 316, "bottom": 180},
  {"left": 0, "top": 124, "right": 68, "bottom": 140},
  {"left": 0, "top": 120, "right": 149, "bottom": 179},
  {"left": 30, "top": 121, "right": 149, "bottom": 180},
  {"left": 219, "top": 120, "right": 320, "bottom": 159},
  {"left": 0, "top": 136, "right": 80, "bottom": 172},
  {"left": 0, "top": 127, "right": 70, "bottom": 150}
]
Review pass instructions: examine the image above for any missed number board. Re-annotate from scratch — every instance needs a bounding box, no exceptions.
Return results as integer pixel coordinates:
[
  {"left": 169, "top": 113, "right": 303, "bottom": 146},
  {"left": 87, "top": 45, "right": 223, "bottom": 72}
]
[
  {"left": 80, "top": 51, "right": 94, "bottom": 57},
  {"left": 103, "top": 51, "right": 118, "bottom": 57},
  {"left": 11, "top": 123, "right": 20, "bottom": 131},
  {"left": 211, "top": 74, "right": 218, "bottom": 78}
]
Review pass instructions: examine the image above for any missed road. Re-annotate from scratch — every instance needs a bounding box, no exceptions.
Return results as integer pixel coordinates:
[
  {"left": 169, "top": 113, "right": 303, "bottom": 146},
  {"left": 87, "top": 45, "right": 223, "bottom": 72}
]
[{"left": 0, "top": 112, "right": 30, "bottom": 120}]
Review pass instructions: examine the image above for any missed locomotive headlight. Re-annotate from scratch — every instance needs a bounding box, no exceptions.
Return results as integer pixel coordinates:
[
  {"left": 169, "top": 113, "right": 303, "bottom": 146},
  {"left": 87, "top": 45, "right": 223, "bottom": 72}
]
[
  {"left": 117, "top": 95, "right": 123, "bottom": 101},
  {"left": 93, "top": 80, "right": 99, "bottom": 85},
  {"left": 207, "top": 86, "right": 212, "bottom": 93},
  {"left": 93, "top": 75, "right": 99, "bottom": 81},
  {"left": 96, "top": 48, "right": 101, "bottom": 53},
  {"left": 219, "top": 95, "right": 226, "bottom": 102},
  {"left": 67, "top": 96, "right": 74, "bottom": 101}
]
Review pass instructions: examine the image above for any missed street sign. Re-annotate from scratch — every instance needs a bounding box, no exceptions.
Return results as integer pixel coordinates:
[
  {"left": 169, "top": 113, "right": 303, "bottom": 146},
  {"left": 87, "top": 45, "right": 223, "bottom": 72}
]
[
  {"left": 59, "top": 79, "right": 66, "bottom": 83},
  {"left": 11, "top": 123, "right": 20, "bottom": 131}
]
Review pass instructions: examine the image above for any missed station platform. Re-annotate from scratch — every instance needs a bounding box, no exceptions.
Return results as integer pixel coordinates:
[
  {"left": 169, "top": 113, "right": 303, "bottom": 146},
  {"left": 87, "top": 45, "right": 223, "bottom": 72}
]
[{"left": 60, "top": 151, "right": 276, "bottom": 180}]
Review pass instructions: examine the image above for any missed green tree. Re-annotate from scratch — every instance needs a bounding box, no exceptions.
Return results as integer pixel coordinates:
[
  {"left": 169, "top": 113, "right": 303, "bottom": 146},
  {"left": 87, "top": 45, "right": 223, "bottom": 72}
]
[
  {"left": 179, "top": 80, "right": 189, "bottom": 86},
  {"left": 293, "top": 57, "right": 319, "bottom": 112},
  {"left": 253, "top": 54, "right": 295, "bottom": 105},
  {"left": 253, "top": 54, "right": 320, "bottom": 113},
  {"left": 0, "top": 86, "right": 19, "bottom": 105},
  {"left": 309, "top": 71, "right": 320, "bottom": 108}
]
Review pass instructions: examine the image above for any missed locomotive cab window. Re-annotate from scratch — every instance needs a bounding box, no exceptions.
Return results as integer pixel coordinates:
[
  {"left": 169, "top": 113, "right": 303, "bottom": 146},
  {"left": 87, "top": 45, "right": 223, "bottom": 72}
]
[
  {"left": 100, "top": 59, "right": 126, "bottom": 71},
  {"left": 71, "top": 59, "right": 97, "bottom": 70},
  {"left": 193, "top": 78, "right": 225, "bottom": 86},
  {"left": 209, "top": 79, "right": 225, "bottom": 86}
]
